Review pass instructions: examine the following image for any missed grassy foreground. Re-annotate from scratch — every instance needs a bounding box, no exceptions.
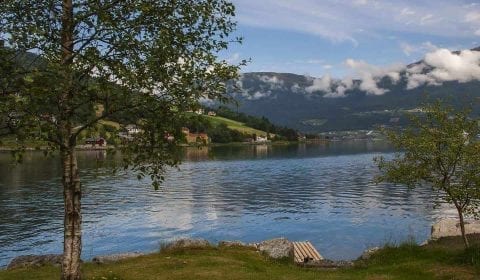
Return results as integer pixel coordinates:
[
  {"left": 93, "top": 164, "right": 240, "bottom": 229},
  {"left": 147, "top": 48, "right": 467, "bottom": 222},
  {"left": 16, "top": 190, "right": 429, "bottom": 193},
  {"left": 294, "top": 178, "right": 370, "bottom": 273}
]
[{"left": 1, "top": 235, "right": 480, "bottom": 280}]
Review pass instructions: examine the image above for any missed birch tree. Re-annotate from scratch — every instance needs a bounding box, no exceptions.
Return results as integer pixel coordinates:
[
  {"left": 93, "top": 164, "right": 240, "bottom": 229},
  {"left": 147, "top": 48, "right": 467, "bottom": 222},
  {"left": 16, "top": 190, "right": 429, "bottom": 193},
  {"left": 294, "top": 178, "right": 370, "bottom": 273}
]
[{"left": 0, "top": 1, "right": 242, "bottom": 279}]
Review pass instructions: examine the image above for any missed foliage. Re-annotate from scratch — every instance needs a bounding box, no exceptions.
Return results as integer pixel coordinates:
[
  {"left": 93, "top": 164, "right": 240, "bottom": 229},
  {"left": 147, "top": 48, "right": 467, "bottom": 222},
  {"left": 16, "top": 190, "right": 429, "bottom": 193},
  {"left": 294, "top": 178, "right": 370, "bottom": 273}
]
[
  {"left": 375, "top": 100, "right": 480, "bottom": 247},
  {"left": 214, "top": 106, "right": 298, "bottom": 140},
  {"left": 183, "top": 114, "right": 246, "bottom": 143},
  {"left": 0, "top": 1, "right": 243, "bottom": 278}
]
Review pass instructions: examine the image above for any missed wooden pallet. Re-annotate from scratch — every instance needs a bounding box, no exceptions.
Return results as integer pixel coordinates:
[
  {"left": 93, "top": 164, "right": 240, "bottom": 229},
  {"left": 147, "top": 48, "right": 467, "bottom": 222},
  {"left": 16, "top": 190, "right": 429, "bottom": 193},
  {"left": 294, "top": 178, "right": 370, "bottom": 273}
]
[{"left": 293, "top": 241, "right": 323, "bottom": 264}]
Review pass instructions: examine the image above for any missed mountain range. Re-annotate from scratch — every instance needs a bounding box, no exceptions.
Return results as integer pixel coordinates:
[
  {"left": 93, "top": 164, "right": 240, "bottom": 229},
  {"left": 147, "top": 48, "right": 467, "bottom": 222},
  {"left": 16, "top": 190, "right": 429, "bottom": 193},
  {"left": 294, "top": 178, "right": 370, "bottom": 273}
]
[{"left": 225, "top": 47, "right": 480, "bottom": 133}]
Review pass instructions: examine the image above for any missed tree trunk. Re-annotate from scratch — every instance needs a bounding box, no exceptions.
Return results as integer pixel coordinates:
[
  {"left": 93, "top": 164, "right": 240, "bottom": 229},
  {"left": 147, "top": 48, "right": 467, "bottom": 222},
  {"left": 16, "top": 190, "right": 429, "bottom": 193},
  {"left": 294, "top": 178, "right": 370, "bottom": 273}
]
[
  {"left": 456, "top": 206, "right": 470, "bottom": 249},
  {"left": 61, "top": 147, "right": 82, "bottom": 280}
]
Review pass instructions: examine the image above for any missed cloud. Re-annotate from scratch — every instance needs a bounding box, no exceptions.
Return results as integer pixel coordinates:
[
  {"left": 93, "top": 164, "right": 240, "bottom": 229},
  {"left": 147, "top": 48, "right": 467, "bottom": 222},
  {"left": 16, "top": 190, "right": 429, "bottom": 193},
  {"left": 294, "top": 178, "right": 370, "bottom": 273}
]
[
  {"left": 305, "top": 75, "right": 355, "bottom": 98},
  {"left": 344, "top": 59, "right": 405, "bottom": 95},
  {"left": 465, "top": 11, "right": 480, "bottom": 23},
  {"left": 306, "top": 75, "right": 332, "bottom": 93},
  {"left": 400, "top": 7, "right": 415, "bottom": 16},
  {"left": 406, "top": 48, "right": 480, "bottom": 88},
  {"left": 226, "top": 53, "right": 241, "bottom": 63},
  {"left": 233, "top": 0, "right": 480, "bottom": 44},
  {"left": 236, "top": 48, "right": 480, "bottom": 99},
  {"left": 400, "top": 41, "right": 437, "bottom": 56},
  {"left": 258, "top": 75, "right": 285, "bottom": 90}
]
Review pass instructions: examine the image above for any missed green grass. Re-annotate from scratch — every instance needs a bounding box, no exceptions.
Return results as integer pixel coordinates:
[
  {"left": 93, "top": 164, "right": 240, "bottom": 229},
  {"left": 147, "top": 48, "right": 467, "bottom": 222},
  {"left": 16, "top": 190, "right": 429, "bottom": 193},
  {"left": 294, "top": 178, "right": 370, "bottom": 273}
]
[
  {"left": 2, "top": 235, "right": 480, "bottom": 280},
  {"left": 204, "top": 115, "right": 270, "bottom": 137},
  {"left": 98, "top": 120, "right": 120, "bottom": 130}
]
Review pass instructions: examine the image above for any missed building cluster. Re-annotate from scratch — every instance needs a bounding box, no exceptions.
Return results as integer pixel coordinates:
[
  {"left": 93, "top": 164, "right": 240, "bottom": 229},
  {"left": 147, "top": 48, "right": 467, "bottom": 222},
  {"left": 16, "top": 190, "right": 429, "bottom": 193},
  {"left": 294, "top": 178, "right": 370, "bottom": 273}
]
[{"left": 181, "top": 127, "right": 210, "bottom": 144}]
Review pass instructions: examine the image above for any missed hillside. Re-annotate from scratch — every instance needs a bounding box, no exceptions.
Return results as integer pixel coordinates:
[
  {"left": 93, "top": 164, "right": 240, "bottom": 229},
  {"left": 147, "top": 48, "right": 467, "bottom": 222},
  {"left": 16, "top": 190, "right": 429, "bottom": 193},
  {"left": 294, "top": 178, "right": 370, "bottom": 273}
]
[
  {"left": 204, "top": 115, "right": 269, "bottom": 137},
  {"left": 224, "top": 48, "right": 480, "bottom": 133}
]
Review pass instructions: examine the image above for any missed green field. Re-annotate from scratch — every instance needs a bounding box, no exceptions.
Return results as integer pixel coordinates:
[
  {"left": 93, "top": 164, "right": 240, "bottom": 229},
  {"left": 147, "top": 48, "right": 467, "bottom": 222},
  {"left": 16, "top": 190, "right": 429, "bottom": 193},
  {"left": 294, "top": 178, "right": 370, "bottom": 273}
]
[
  {"left": 1, "top": 235, "right": 479, "bottom": 280},
  {"left": 205, "top": 115, "right": 270, "bottom": 137}
]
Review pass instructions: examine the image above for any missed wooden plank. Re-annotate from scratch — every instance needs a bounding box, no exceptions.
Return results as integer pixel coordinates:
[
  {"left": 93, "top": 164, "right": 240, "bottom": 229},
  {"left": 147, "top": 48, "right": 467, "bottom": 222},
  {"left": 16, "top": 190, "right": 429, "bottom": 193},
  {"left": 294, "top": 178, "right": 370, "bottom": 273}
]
[
  {"left": 303, "top": 241, "right": 321, "bottom": 260},
  {"left": 300, "top": 242, "right": 317, "bottom": 261},
  {"left": 293, "top": 243, "right": 305, "bottom": 263},
  {"left": 306, "top": 241, "right": 323, "bottom": 260},
  {"left": 308, "top": 242, "right": 323, "bottom": 260},
  {"left": 293, "top": 241, "right": 323, "bottom": 264},
  {"left": 297, "top": 242, "right": 310, "bottom": 261},
  {"left": 293, "top": 243, "right": 304, "bottom": 263}
]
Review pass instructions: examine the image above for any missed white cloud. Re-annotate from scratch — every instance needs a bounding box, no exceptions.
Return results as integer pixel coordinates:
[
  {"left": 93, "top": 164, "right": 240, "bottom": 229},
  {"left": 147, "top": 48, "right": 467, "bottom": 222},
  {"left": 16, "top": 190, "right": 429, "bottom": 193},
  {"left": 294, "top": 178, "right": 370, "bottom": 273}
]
[
  {"left": 306, "top": 75, "right": 332, "bottom": 93},
  {"left": 420, "top": 14, "right": 434, "bottom": 25},
  {"left": 405, "top": 48, "right": 480, "bottom": 89},
  {"left": 226, "top": 52, "right": 241, "bottom": 63},
  {"left": 258, "top": 75, "right": 285, "bottom": 90},
  {"left": 400, "top": 41, "right": 437, "bottom": 56},
  {"left": 306, "top": 59, "right": 325, "bottom": 64},
  {"left": 400, "top": 7, "right": 415, "bottom": 16},
  {"left": 233, "top": 0, "right": 480, "bottom": 44},
  {"left": 344, "top": 59, "right": 405, "bottom": 95},
  {"left": 465, "top": 11, "right": 480, "bottom": 23}
]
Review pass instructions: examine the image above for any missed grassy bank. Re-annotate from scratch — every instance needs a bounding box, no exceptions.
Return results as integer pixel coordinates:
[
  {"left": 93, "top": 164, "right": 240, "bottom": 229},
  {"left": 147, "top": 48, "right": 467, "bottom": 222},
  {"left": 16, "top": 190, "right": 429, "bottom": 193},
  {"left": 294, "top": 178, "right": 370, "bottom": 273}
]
[{"left": 2, "top": 235, "right": 480, "bottom": 280}]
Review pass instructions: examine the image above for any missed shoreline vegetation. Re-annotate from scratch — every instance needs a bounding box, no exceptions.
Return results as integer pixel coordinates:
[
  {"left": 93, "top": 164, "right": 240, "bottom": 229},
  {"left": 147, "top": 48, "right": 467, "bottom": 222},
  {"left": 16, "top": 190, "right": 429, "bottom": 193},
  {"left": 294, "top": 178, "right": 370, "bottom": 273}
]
[
  {"left": 1, "top": 234, "right": 479, "bottom": 280},
  {"left": 0, "top": 139, "right": 334, "bottom": 152}
]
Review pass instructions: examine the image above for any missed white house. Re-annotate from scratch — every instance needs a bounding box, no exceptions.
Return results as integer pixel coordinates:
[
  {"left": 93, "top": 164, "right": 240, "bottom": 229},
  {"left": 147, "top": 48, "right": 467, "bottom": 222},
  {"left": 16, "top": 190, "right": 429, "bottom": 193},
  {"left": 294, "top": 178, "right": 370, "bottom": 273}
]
[
  {"left": 255, "top": 135, "right": 269, "bottom": 143},
  {"left": 126, "top": 124, "right": 142, "bottom": 135}
]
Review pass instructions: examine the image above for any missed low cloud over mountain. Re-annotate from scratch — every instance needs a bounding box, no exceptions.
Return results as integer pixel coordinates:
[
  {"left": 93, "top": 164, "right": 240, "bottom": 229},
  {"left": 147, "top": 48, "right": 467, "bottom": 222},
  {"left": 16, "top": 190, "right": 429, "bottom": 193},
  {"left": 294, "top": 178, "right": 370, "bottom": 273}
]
[
  {"left": 232, "top": 47, "right": 480, "bottom": 101},
  {"left": 221, "top": 47, "right": 480, "bottom": 133}
]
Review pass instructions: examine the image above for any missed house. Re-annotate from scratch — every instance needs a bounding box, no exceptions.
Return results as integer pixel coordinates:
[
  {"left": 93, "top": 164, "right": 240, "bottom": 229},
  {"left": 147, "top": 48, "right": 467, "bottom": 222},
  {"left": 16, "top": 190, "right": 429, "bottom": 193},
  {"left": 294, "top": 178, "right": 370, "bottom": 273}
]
[
  {"left": 181, "top": 127, "right": 210, "bottom": 144},
  {"left": 255, "top": 135, "right": 269, "bottom": 143},
  {"left": 207, "top": 111, "right": 216, "bottom": 116},
  {"left": 85, "top": 137, "right": 106, "bottom": 147},
  {"left": 126, "top": 124, "right": 142, "bottom": 135}
]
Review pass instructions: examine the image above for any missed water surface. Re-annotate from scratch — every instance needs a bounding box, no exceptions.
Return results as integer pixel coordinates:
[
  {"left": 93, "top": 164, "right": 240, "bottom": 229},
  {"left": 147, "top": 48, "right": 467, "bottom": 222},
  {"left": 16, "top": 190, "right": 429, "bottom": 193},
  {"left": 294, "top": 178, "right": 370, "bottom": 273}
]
[{"left": 0, "top": 141, "right": 454, "bottom": 267}]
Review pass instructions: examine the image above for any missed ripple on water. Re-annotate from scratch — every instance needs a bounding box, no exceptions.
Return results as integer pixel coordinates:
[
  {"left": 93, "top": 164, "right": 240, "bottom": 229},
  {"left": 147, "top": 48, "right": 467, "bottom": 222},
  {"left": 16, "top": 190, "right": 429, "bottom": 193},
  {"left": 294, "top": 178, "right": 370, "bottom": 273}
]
[{"left": 0, "top": 144, "right": 456, "bottom": 267}]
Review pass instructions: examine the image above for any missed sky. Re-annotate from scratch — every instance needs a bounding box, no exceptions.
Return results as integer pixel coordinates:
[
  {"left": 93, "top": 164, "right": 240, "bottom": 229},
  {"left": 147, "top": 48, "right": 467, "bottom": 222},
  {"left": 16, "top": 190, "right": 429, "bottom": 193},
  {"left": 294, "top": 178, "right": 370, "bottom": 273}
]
[{"left": 222, "top": 0, "right": 480, "bottom": 78}]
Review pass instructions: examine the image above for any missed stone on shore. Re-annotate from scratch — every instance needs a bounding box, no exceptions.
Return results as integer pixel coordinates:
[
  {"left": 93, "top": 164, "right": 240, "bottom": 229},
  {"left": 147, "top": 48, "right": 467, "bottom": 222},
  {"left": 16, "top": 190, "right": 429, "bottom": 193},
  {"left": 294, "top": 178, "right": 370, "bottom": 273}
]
[
  {"left": 218, "top": 240, "right": 247, "bottom": 247},
  {"left": 302, "top": 259, "right": 354, "bottom": 269},
  {"left": 359, "top": 247, "right": 381, "bottom": 260},
  {"left": 92, "top": 252, "right": 144, "bottom": 264},
  {"left": 257, "top": 238, "right": 293, "bottom": 259},
  {"left": 7, "top": 254, "right": 63, "bottom": 270},
  {"left": 163, "top": 238, "right": 211, "bottom": 250},
  {"left": 431, "top": 219, "right": 480, "bottom": 239}
]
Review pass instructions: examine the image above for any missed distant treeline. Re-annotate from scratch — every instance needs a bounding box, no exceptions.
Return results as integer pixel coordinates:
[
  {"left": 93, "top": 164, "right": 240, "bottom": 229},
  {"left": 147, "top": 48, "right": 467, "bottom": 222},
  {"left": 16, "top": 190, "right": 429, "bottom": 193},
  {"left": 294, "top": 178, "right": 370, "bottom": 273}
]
[
  {"left": 183, "top": 107, "right": 299, "bottom": 143},
  {"left": 213, "top": 107, "right": 299, "bottom": 141}
]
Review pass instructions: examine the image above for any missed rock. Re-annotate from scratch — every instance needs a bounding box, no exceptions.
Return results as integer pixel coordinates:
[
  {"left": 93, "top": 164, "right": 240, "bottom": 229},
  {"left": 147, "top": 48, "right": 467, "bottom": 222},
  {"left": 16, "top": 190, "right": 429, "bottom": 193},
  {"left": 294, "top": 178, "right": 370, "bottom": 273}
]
[
  {"left": 218, "top": 240, "right": 247, "bottom": 247},
  {"left": 92, "top": 252, "right": 144, "bottom": 264},
  {"left": 7, "top": 254, "right": 63, "bottom": 270},
  {"left": 359, "top": 247, "right": 381, "bottom": 260},
  {"left": 163, "top": 238, "right": 210, "bottom": 250},
  {"left": 419, "top": 240, "right": 429, "bottom": 246},
  {"left": 431, "top": 218, "right": 480, "bottom": 240},
  {"left": 302, "top": 259, "right": 354, "bottom": 269},
  {"left": 257, "top": 238, "right": 293, "bottom": 259}
]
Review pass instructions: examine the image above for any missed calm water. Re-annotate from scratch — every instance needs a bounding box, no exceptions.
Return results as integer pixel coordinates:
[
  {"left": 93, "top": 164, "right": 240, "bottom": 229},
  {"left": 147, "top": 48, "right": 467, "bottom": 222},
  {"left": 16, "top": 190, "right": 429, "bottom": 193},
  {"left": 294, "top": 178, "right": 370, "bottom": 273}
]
[{"left": 0, "top": 141, "right": 455, "bottom": 267}]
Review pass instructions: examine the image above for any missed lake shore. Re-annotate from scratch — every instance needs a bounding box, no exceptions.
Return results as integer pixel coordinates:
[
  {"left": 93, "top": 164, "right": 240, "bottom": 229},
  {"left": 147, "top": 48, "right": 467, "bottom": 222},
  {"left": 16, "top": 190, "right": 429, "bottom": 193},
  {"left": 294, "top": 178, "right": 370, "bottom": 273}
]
[
  {"left": 0, "top": 140, "right": 306, "bottom": 151},
  {"left": 1, "top": 234, "right": 479, "bottom": 280}
]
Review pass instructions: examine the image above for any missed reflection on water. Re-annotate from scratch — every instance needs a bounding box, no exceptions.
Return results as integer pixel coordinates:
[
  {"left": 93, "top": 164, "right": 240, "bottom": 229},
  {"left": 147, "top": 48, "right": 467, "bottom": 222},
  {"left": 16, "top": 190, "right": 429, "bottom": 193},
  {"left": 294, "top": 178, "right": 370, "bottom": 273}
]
[{"left": 0, "top": 141, "right": 455, "bottom": 267}]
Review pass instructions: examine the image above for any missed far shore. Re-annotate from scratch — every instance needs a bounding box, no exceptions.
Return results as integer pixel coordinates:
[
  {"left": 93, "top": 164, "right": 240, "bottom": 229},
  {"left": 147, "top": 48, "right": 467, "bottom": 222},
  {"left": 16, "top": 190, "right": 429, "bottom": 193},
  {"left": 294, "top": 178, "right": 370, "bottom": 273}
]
[{"left": 0, "top": 139, "right": 339, "bottom": 152}]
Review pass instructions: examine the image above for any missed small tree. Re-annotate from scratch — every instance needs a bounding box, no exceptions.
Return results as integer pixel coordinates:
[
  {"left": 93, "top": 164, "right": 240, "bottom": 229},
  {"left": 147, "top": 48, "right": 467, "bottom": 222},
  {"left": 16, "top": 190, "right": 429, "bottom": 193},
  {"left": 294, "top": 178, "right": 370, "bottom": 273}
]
[
  {"left": 0, "top": 1, "right": 242, "bottom": 279},
  {"left": 375, "top": 101, "right": 480, "bottom": 248}
]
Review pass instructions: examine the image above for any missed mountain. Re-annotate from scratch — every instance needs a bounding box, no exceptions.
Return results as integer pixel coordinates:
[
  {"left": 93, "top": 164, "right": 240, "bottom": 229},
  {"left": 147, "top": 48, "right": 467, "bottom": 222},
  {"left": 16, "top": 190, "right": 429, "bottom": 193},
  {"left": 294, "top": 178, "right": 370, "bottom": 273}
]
[{"left": 226, "top": 48, "right": 480, "bottom": 133}]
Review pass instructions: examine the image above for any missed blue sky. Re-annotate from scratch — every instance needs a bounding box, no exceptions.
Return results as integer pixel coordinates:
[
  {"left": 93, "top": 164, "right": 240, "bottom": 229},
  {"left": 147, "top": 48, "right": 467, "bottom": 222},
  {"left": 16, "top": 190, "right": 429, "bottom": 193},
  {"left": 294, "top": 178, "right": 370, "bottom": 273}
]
[{"left": 222, "top": 0, "right": 480, "bottom": 78}]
